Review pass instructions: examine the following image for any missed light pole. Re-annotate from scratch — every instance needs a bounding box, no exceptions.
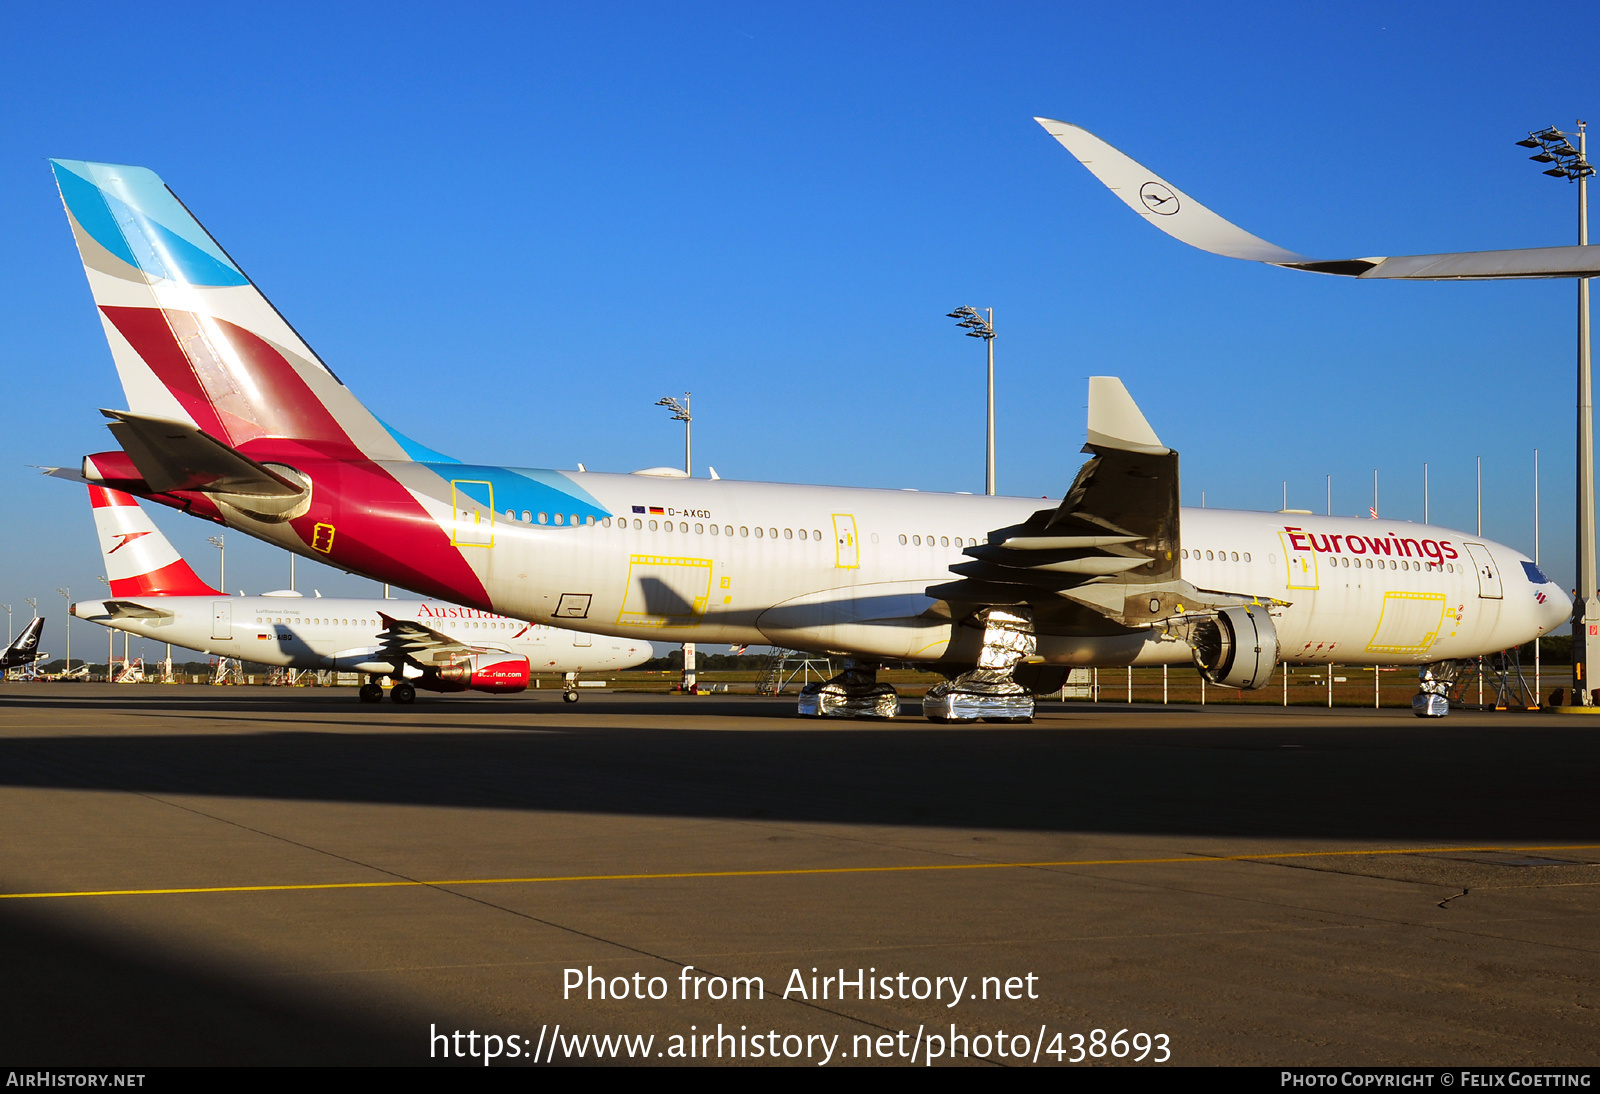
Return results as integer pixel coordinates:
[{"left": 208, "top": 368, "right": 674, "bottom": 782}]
[
  {"left": 99, "top": 576, "right": 114, "bottom": 678},
  {"left": 2, "top": 604, "right": 10, "bottom": 647},
  {"left": 947, "top": 306, "right": 996, "bottom": 495},
  {"left": 208, "top": 535, "right": 226, "bottom": 594},
  {"left": 654, "top": 393, "right": 695, "bottom": 693},
  {"left": 23, "top": 599, "right": 36, "bottom": 677},
  {"left": 1518, "top": 122, "right": 1598, "bottom": 703},
  {"left": 655, "top": 394, "right": 692, "bottom": 477},
  {"left": 56, "top": 587, "right": 70, "bottom": 676}
]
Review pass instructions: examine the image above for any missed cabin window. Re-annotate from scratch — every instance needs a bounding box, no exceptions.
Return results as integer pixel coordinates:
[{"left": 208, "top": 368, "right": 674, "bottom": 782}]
[
  {"left": 537, "top": 512, "right": 548, "bottom": 524},
  {"left": 601, "top": 517, "right": 611, "bottom": 527},
  {"left": 784, "top": 528, "right": 793, "bottom": 540},
  {"left": 710, "top": 524, "right": 718, "bottom": 535},
  {"left": 680, "top": 522, "right": 688, "bottom": 533},
  {"left": 553, "top": 513, "right": 564, "bottom": 525},
  {"left": 1205, "top": 550, "right": 1213, "bottom": 560},
  {"left": 769, "top": 528, "right": 778, "bottom": 538},
  {"left": 1231, "top": 552, "right": 1238, "bottom": 562},
  {"left": 740, "top": 527, "right": 748, "bottom": 537},
  {"left": 899, "top": 535, "right": 908, "bottom": 545},
  {"left": 695, "top": 523, "right": 704, "bottom": 534},
  {"left": 754, "top": 527, "right": 764, "bottom": 538},
  {"left": 1243, "top": 553, "right": 1250, "bottom": 562},
  {"left": 649, "top": 520, "right": 658, "bottom": 530},
  {"left": 912, "top": 535, "right": 921, "bottom": 546},
  {"left": 798, "top": 529, "right": 807, "bottom": 540},
  {"left": 814, "top": 530, "right": 822, "bottom": 541},
  {"left": 633, "top": 519, "right": 642, "bottom": 530},
  {"left": 725, "top": 526, "right": 734, "bottom": 536},
  {"left": 940, "top": 536, "right": 949, "bottom": 547}
]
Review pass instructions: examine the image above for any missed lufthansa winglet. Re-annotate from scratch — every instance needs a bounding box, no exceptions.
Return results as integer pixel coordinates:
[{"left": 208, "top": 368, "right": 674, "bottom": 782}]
[{"left": 1035, "top": 117, "right": 1600, "bottom": 280}]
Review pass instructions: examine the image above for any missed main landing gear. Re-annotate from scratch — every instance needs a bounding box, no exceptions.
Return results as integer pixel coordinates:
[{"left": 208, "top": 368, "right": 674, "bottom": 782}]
[
  {"left": 796, "top": 659, "right": 900, "bottom": 719},
  {"left": 359, "top": 675, "right": 415, "bottom": 704},
  {"left": 923, "top": 607, "right": 1036, "bottom": 724}
]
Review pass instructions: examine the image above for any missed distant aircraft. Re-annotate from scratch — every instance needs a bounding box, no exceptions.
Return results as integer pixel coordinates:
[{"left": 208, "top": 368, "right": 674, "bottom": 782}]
[
  {"left": 1035, "top": 117, "right": 1600, "bottom": 279},
  {"left": 70, "top": 487, "right": 652, "bottom": 703},
  {"left": 46, "top": 159, "right": 1570, "bottom": 720},
  {"left": 1, "top": 617, "right": 45, "bottom": 672}
]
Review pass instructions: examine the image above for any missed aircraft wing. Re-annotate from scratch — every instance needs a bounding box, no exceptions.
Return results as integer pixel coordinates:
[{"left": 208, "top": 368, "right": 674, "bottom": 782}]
[
  {"left": 930, "top": 378, "right": 1280, "bottom": 632},
  {"left": 1036, "top": 118, "right": 1600, "bottom": 280},
  {"left": 375, "top": 612, "right": 491, "bottom": 666}
]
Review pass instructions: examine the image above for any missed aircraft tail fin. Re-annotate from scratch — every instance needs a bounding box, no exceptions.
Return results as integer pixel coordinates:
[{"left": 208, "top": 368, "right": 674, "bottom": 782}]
[
  {"left": 89, "top": 485, "right": 220, "bottom": 596},
  {"left": 51, "top": 160, "right": 418, "bottom": 461},
  {"left": 2, "top": 617, "right": 45, "bottom": 669}
]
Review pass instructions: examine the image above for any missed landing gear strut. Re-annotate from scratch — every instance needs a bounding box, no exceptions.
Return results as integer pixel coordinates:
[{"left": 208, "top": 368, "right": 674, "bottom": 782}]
[
  {"left": 923, "top": 607, "right": 1037, "bottom": 723},
  {"left": 797, "top": 659, "right": 900, "bottom": 719},
  {"left": 563, "top": 671, "right": 580, "bottom": 703}
]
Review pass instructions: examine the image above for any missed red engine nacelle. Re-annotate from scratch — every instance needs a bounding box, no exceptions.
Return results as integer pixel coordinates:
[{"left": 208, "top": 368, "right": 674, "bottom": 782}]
[{"left": 422, "top": 653, "right": 532, "bottom": 694}]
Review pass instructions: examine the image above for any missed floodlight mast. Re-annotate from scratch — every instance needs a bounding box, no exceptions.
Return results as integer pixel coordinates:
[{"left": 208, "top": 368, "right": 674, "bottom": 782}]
[
  {"left": 655, "top": 394, "right": 692, "bottom": 476},
  {"left": 1520, "top": 123, "right": 1599, "bottom": 704},
  {"left": 654, "top": 393, "right": 696, "bottom": 694},
  {"left": 947, "top": 306, "right": 996, "bottom": 495}
]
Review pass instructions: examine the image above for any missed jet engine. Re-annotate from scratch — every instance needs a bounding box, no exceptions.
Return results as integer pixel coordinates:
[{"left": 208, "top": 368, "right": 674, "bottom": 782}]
[
  {"left": 425, "top": 653, "right": 532, "bottom": 694},
  {"left": 1188, "top": 605, "right": 1278, "bottom": 690}
]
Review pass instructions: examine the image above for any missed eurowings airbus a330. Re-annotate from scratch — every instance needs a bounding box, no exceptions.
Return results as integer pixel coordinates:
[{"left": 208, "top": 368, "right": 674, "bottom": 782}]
[
  {"left": 45, "top": 159, "right": 1571, "bottom": 720},
  {"left": 69, "top": 486, "right": 651, "bottom": 702}
]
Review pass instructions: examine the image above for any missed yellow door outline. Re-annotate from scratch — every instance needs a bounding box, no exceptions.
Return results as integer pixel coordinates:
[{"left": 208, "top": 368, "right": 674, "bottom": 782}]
[
  {"left": 617, "top": 555, "right": 714, "bottom": 628},
  {"left": 832, "top": 513, "right": 859, "bottom": 569},
  {"left": 451, "top": 480, "right": 494, "bottom": 547},
  {"left": 1278, "top": 531, "right": 1319, "bottom": 590},
  {"left": 1365, "top": 591, "right": 1447, "bottom": 655}
]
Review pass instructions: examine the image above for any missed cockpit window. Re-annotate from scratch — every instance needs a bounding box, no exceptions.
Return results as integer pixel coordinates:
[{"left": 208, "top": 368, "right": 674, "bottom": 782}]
[{"left": 1521, "top": 561, "right": 1551, "bottom": 586}]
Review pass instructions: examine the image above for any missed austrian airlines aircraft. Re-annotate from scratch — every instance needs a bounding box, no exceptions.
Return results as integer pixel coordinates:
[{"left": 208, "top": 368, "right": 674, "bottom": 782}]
[
  {"left": 69, "top": 487, "right": 652, "bottom": 703},
  {"left": 46, "top": 159, "right": 1572, "bottom": 719}
]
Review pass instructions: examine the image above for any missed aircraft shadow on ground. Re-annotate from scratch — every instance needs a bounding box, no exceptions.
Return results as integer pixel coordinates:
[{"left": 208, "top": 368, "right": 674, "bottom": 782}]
[
  {"left": 0, "top": 902, "right": 423, "bottom": 1065},
  {"left": 1, "top": 692, "right": 1595, "bottom": 841}
]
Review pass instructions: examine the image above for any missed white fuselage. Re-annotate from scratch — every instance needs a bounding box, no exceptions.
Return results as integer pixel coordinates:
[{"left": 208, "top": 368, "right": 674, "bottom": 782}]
[
  {"left": 386, "top": 470, "right": 1567, "bottom": 667},
  {"left": 73, "top": 594, "right": 654, "bottom": 674}
]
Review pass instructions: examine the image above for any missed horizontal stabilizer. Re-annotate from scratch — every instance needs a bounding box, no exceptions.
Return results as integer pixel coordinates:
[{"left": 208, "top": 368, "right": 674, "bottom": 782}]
[
  {"left": 1036, "top": 117, "right": 1600, "bottom": 280},
  {"left": 101, "top": 410, "right": 305, "bottom": 496}
]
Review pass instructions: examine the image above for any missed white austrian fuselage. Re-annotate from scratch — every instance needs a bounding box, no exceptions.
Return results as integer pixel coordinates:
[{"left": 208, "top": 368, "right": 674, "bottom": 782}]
[
  {"left": 419, "top": 470, "right": 1568, "bottom": 667},
  {"left": 74, "top": 593, "right": 653, "bottom": 675}
]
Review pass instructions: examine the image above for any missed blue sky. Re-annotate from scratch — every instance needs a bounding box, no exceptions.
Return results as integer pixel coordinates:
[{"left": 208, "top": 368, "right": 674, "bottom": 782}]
[{"left": 2, "top": 1, "right": 1594, "bottom": 658}]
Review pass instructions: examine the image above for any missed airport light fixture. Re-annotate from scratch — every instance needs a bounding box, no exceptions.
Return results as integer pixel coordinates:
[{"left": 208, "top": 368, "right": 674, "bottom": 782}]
[
  {"left": 208, "top": 535, "right": 225, "bottom": 594},
  {"left": 947, "top": 306, "right": 996, "bottom": 495},
  {"left": 1519, "top": 122, "right": 1599, "bottom": 704},
  {"left": 2, "top": 604, "right": 9, "bottom": 646},
  {"left": 653, "top": 393, "right": 696, "bottom": 694},
  {"left": 56, "top": 587, "right": 70, "bottom": 676},
  {"left": 655, "top": 394, "right": 692, "bottom": 476}
]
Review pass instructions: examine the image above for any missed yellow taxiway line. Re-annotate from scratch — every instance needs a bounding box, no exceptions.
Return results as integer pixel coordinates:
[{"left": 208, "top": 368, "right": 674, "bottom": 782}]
[{"left": 3, "top": 844, "right": 1597, "bottom": 901}]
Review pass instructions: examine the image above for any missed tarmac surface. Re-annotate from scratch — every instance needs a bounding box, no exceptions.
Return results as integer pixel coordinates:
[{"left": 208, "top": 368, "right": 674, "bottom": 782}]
[{"left": 0, "top": 682, "right": 1596, "bottom": 1067}]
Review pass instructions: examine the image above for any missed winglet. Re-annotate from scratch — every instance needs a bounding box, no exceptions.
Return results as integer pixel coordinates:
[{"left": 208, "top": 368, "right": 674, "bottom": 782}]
[
  {"left": 1034, "top": 118, "right": 1318, "bottom": 265},
  {"left": 1035, "top": 117, "right": 1600, "bottom": 280},
  {"left": 1086, "top": 377, "right": 1168, "bottom": 455}
]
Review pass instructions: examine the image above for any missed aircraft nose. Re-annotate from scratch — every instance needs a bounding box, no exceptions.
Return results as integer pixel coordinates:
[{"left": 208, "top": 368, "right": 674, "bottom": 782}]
[{"left": 1541, "top": 586, "right": 1574, "bottom": 635}]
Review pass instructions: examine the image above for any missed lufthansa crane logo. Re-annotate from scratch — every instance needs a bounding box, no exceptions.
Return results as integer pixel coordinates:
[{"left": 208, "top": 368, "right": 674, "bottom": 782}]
[{"left": 1139, "top": 182, "right": 1180, "bottom": 215}]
